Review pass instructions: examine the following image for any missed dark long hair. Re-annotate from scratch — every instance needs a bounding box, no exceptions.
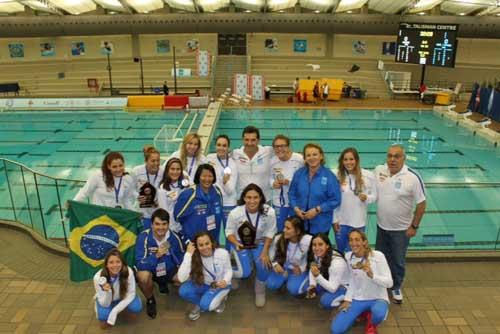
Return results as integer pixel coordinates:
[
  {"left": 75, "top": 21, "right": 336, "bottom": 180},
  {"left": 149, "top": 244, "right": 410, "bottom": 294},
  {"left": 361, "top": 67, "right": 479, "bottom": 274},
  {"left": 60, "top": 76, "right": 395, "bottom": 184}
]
[
  {"left": 337, "top": 147, "right": 364, "bottom": 195},
  {"left": 193, "top": 163, "right": 217, "bottom": 185},
  {"left": 190, "top": 231, "right": 217, "bottom": 285},
  {"left": 274, "top": 216, "right": 305, "bottom": 267},
  {"left": 237, "top": 183, "right": 266, "bottom": 214},
  {"left": 160, "top": 157, "right": 186, "bottom": 191},
  {"left": 307, "top": 233, "right": 343, "bottom": 279},
  {"left": 100, "top": 248, "right": 129, "bottom": 299},
  {"left": 101, "top": 152, "right": 126, "bottom": 189}
]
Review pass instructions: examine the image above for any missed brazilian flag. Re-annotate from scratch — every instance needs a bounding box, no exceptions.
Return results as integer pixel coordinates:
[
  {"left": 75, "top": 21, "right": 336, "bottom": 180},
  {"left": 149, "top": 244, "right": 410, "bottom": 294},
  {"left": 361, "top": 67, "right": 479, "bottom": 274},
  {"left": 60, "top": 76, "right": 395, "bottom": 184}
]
[{"left": 67, "top": 200, "right": 141, "bottom": 282}]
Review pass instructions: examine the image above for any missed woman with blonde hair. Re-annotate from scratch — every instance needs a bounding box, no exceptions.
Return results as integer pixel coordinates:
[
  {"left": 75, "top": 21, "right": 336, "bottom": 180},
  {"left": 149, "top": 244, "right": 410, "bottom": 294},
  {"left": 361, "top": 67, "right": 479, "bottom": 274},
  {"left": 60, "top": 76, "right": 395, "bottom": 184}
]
[
  {"left": 169, "top": 133, "right": 207, "bottom": 181},
  {"left": 132, "top": 145, "right": 164, "bottom": 229},
  {"left": 334, "top": 147, "right": 377, "bottom": 252}
]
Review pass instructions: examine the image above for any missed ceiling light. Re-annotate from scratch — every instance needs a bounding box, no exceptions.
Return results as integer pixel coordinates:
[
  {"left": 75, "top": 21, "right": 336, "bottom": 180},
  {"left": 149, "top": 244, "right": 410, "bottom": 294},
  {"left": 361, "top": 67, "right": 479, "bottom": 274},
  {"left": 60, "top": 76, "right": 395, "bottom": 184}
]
[
  {"left": 314, "top": 9, "right": 320, "bottom": 13},
  {"left": 278, "top": 10, "right": 284, "bottom": 12},
  {"left": 459, "top": 12, "right": 465, "bottom": 15},
  {"left": 418, "top": 12, "right": 426, "bottom": 15},
  {"left": 245, "top": 9, "right": 251, "bottom": 12},
  {"left": 347, "top": 10, "right": 352, "bottom": 13}
]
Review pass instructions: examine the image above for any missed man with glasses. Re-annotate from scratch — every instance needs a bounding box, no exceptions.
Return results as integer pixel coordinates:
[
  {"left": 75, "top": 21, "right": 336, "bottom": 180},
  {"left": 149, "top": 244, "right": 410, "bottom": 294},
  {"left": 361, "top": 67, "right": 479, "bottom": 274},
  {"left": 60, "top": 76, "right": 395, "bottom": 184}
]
[
  {"left": 232, "top": 125, "right": 274, "bottom": 200},
  {"left": 269, "top": 134, "right": 304, "bottom": 231},
  {"left": 374, "top": 144, "right": 426, "bottom": 304}
]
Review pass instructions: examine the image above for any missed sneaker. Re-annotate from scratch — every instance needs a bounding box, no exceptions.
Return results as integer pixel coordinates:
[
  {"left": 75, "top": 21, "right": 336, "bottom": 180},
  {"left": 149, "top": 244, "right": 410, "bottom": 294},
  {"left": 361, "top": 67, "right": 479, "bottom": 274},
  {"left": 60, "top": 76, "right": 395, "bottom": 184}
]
[
  {"left": 188, "top": 305, "right": 201, "bottom": 321},
  {"left": 364, "top": 312, "right": 378, "bottom": 334},
  {"left": 391, "top": 289, "right": 403, "bottom": 304},
  {"left": 254, "top": 280, "right": 266, "bottom": 308},
  {"left": 159, "top": 283, "right": 169, "bottom": 294},
  {"left": 146, "top": 298, "right": 157, "bottom": 319},
  {"left": 215, "top": 298, "right": 227, "bottom": 314},
  {"left": 255, "top": 293, "right": 266, "bottom": 308}
]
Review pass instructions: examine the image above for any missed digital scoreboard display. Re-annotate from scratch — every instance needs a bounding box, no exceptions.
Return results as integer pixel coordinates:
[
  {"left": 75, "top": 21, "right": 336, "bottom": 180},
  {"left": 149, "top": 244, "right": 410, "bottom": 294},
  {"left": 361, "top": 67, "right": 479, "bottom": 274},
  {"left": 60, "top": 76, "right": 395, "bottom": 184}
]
[{"left": 395, "top": 23, "right": 458, "bottom": 68}]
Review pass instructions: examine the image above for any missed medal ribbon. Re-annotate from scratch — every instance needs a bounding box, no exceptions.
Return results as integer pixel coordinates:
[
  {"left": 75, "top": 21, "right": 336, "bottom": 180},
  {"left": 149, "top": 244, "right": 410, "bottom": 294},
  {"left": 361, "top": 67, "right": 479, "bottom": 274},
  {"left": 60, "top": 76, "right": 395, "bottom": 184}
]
[{"left": 114, "top": 176, "right": 123, "bottom": 206}]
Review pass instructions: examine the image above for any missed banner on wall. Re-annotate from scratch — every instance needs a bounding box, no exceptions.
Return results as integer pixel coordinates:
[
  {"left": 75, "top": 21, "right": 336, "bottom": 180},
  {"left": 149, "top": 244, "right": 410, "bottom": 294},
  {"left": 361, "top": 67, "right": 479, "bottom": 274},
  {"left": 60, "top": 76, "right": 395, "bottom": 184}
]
[
  {"left": 293, "top": 40, "right": 307, "bottom": 53},
  {"left": 40, "top": 42, "right": 55, "bottom": 57},
  {"left": 250, "top": 75, "right": 264, "bottom": 101},
  {"left": 196, "top": 50, "right": 211, "bottom": 77},
  {"left": 171, "top": 68, "right": 192, "bottom": 77},
  {"left": 233, "top": 74, "right": 248, "bottom": 98},
  {"left": 156, "top": 40, "right": 170, "bottom": 53},
  {"left": 8, "top": 44, "right": 24, "bottom": 58},
  {"left": 71, "top": 42, "right": 85, "bottom": 56},
  {"left": 100, "top": 41, "right": 114, "bottom": 55},
  {"left": 0, "top": 98, "right": 127, "bottom": 109},
  {"left": 265, "top": 38, "right": 278, "bottom": 52},
  {"left": 352, "top": 40, "right": 367, "bottom": 55},
  {"left": 186, "top": 39, "right": 199, "bottom": 52},
  {"left": 382, "top": 42, "right": 396, "bottom": 55}
]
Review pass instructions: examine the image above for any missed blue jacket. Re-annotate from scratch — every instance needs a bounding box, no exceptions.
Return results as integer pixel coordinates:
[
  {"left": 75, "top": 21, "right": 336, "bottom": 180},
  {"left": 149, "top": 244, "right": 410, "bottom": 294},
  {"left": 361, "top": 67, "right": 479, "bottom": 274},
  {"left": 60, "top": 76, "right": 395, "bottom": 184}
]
[
  {"left": 174, "top": 184, "right": 224, "bottom": 243},
  {"left": 289, "top": 165, "right": 341, "bottom": 234},
  {"left": 135, "top": 228, "right": 184, "bottom": 273}
]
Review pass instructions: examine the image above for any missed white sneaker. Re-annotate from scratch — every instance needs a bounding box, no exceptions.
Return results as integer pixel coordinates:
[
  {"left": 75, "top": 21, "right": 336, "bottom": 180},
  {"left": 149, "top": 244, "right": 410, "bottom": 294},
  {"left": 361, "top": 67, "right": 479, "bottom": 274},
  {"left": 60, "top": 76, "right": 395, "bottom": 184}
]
[
  {"left": 255, "top": 280, "right": 266, "bottom": 308},
  {"left": 391, "top": 289, "right": 403, "bottom": 304},
  {"left": 255, "top": 293, "right": 266, "bottom": 308},
  {"left": 215, "top": 298, "right": 227, "bottom": 313},
  {"left": 188, "top": 305, "right": 201, "bottom": 321}
]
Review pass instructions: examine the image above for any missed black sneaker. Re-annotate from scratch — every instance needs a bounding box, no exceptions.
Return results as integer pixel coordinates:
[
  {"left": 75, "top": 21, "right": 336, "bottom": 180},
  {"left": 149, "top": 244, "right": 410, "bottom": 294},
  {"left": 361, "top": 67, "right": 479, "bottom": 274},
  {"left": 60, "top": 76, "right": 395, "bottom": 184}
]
[
  {"left": 159, "top": 283, "right": 169, "bottom": 294},
  {"left": 146, "top": 298, "right": 157, "bottom": 319}
]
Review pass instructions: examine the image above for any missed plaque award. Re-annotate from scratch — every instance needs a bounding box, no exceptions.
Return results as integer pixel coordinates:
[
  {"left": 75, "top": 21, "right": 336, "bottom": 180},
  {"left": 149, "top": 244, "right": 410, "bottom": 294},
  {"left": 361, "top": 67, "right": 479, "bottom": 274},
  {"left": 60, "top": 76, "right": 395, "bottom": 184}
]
[
  {"left": 139, "top": 182, "right": 156, "bottom": 208},
  {"left": 237, "top": 220, "right": 257, "bottom": 249}
]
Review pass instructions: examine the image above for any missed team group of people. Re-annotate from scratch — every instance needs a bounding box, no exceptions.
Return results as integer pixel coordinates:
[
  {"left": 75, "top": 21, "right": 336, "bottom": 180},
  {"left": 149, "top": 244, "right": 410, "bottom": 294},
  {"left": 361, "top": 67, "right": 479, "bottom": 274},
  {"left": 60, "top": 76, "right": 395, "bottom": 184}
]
[{"left": 75, "top": 125, "right": 426, "bottom": 334}]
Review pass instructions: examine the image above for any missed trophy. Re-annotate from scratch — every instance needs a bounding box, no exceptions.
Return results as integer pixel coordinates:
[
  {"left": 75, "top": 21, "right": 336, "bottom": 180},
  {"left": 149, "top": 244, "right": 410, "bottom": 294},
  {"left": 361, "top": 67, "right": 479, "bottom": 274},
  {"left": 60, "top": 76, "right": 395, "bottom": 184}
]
[
  {"left": 139, "top": 182, "right": 156, "bottom": 208},
  {"left": 237, "top": 220, "right": 257, "bottom": 249}
]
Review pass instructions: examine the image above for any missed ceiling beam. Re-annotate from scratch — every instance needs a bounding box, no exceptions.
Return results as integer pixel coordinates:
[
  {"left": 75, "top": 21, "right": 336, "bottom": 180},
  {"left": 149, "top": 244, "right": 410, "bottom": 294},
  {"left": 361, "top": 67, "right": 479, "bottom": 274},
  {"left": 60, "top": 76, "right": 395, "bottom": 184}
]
[
  {"left": 116, "top": 0, "right": 135, "bottom": 13},
  {"left": 17, "top": 0, "right": 65, "bottom": 15},
  {"left": 330, "top": 0, "right": 339, "bottom": 14},
  {"left": 400, "top": 0, "right": 419, "bottom": 16},
  {"left": 192, "top": 0, "right": 200, "bottom": 12}
]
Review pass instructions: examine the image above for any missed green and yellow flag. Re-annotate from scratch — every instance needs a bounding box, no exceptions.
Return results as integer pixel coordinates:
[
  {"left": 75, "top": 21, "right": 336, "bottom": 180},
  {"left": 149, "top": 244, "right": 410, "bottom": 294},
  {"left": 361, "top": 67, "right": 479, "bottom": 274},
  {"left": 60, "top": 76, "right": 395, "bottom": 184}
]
[{"left": 67, "top": 200, "right": 141, "bottom": 282}]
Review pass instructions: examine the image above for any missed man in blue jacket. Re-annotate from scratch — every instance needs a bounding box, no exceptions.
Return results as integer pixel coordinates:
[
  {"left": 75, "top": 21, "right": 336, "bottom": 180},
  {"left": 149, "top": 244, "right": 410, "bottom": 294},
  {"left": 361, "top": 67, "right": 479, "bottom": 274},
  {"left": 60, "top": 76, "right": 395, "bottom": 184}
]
[
  {"left": 289, "top": 143, "right": 341, "bottom": 234},
  {"left": 135, "top": 208, "right": 184, "bottom": 319}
]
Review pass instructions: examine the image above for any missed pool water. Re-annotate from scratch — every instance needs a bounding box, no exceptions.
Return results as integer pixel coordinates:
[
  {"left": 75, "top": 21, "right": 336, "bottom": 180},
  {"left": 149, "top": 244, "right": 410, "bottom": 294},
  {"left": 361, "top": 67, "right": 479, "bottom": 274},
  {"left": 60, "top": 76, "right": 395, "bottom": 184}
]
[
  {"left": 214, "top": 109, "right": 500, "bottom": 250},
  {"left": 1, "top": 108, "right": 499, "bottom": 250}
]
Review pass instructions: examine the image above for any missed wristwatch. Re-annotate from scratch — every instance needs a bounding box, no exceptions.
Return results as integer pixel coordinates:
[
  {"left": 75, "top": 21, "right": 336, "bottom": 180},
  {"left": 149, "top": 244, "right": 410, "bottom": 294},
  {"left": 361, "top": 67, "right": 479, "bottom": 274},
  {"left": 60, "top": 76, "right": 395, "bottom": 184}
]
[{"left": 411, "top": 223, "right": 419, "bottom": 230}]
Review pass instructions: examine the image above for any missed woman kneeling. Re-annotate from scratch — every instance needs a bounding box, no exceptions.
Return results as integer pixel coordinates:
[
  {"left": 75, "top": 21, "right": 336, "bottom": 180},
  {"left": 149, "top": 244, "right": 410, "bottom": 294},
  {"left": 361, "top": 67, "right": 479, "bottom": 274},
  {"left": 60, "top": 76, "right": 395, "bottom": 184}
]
[
  {"left": 93, "top": 249, "right": 142, "bottom": 329},
  {"left": 331, "top": 229, "right": 393, "bottom": 334},
  {"left": 177, "top": 232, "right": 232, "bottom": 321}
]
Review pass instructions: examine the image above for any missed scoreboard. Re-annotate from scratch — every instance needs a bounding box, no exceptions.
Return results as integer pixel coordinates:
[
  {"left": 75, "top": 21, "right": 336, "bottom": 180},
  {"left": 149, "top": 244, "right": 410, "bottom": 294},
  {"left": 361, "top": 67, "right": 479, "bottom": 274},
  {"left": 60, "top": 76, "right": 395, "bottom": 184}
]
[{"left": 395, "top": 22, "right": 458, "bottom": 68}]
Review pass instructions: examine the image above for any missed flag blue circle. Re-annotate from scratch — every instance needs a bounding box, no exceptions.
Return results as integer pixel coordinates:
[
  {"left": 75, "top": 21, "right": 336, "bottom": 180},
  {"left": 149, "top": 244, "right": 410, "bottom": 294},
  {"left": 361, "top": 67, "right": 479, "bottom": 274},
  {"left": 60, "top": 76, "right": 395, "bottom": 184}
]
[{"left": 80, "top": 225, "right": 120, "bottom": 261}]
